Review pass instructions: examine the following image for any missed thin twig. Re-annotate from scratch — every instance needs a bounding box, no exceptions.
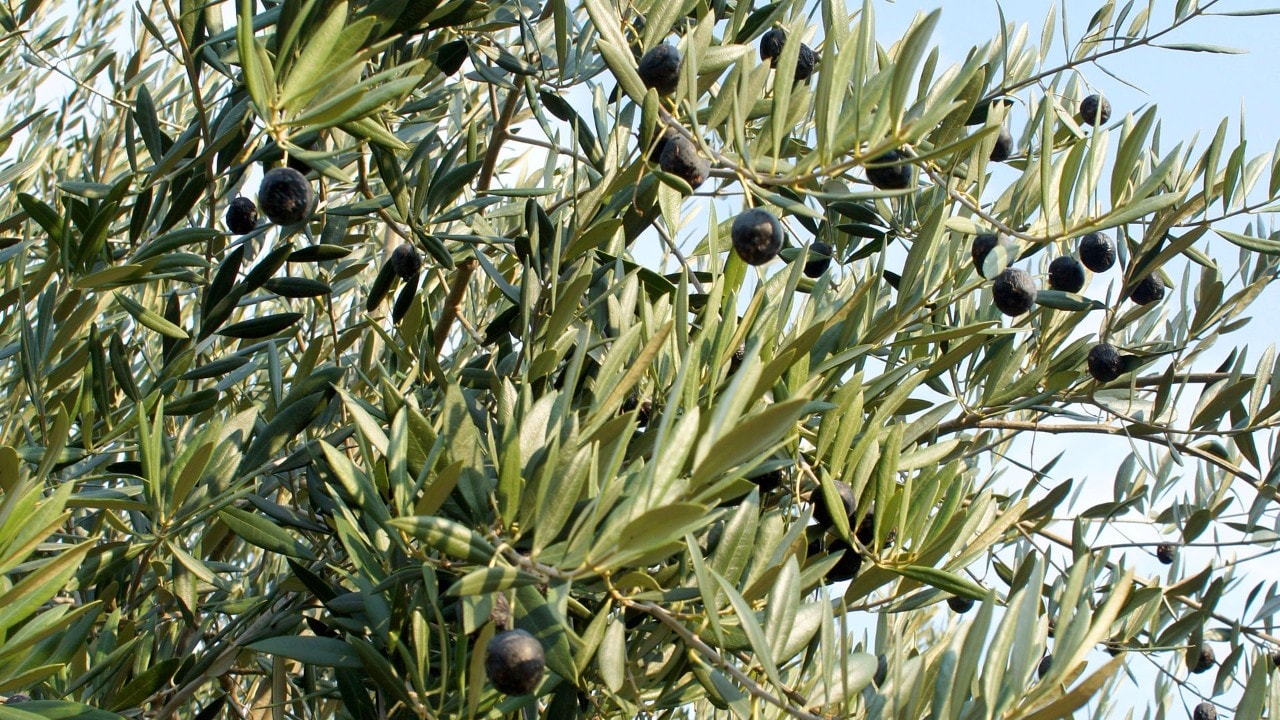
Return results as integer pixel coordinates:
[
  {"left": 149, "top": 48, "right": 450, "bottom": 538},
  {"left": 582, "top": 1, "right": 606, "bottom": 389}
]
[
  {"left": 504, "top": 131, "right": 593, "bottom": 167},
  {"left": 981, "top": 0, "right": 1224, "bottom": 102},
  {"left": 432, "top": 258, "right": 477, "bottom": 356},
  {"left": 430, "top": 88, "right": 524, "bottom": 356},
  {"left": 653, "top": 221, "right": 706, "bottom": 294},
  {"left": 1032, "top": 526, "right": 1280, "bottom": 648},
  {"left": 924, "top": 165, "right": 1045, "bottom": 243},
  {"left": 938, "top": 416, "right": 1269, "bottom": 498},
  {"left": 633, "top": 600, "right": 827, "bottom": 720},
  {"left": 1132, "top": 372, "right": 1242, "bottom": 387},
  {"left": 155, "top": 600, "right": 293, "bottom": 719},
  {"left": 354, "top": 151, "right": 413, "bottom": 243},
  {"left": 11, "top": 27, "right": 180, "bottom": 130},
  {"left": 476, "top": 89, "right": 524, "bottom": 193}
]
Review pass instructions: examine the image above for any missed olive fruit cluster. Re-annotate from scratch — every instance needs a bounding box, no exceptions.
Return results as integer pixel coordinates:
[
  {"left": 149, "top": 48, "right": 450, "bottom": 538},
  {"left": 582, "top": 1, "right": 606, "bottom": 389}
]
[
  {"left": 865, "top": 149, "right": 912, "bottom": 190},
  {"left": 637, "top": 43, "right": 681, "bottom": 96},
  {"left": 971, "top": 234, "right": 999, "bottom": 278},
  {"left": 968, "top": 234, "right": 1036, "bottom": 317},
  {"left": 803, "top": 241, "right": 832, "bottom": 278},
  {"left": 485, "top": 628, "right": 546, "bottom": 695},
  {"left": 1079, "top": 232, "right": 1116, "bottom": 273},
  {"left": 224, "top": 168, "right": 316, "bottom": 236},
  {"left": 223, "top": 166, "right": 316, "bottom": 239},
  {"left": 1187, "top": 643, "right": 1216, "bottom": 674},
  {"left": 1129, "top": 273, "right": 1166, "bottom": 305},
  {"left": 962, "top": 99, "right": 1014, "bottom": 161},
  {"left": 1047, "top": 256, "right": 1086, "bottom": 293},
  {"left": 1193, "top": 702, "right": 1217, "bottom": 720},
  {"left": 224, "top": 197, "right": 258, "bottom": 235},
  {"left": 991, "top": 267, "right": 1037, "bottom": 317},
  {"left": 731, "top": 208, "right": 784, "bottom": 265},
  {"left": 989, "top": 126, "right": 1014, "bottom": 163},
  {"left": 1046, "top": 231, "right": 1115, "bottom": 294},
  {"left": 1080, "top": 93, "right": 1111, "bottom": 127},
  {"left": 1054, "top": 231, "right": 1164, "bottom": 301},
  {"left": 969, "top": 226, "right": 1166, "bottom": 382},
  {"left": 643, "top": 122, "right": 709, "bottom": 191},
  {"left": 726, "top": 207, "right": 836, "bottom": 275},
  {"left": 658, "top": 134, "right": 710, "bottom": 190},
  {"left": 1087, "top": 343, "right": 1126, "bottom": 383},
  {"left": 758, "top": 27, "right": 816, "bottom": 82},
  {"left": 259, "top": 167, "right": 314, "bottom": 225},
  {"left": 808, "top": 478, "right": 889, "bottom": 582},
  {"left": 367, "top": 243, "right": 423, "bottom": 323}
]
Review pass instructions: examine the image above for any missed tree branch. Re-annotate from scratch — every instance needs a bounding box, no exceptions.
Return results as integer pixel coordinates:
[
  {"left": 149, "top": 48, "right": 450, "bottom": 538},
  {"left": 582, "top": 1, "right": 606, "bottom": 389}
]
[
  {"left": 634, "top": 600, "right": 825, "bottom": 720},
  {"left": 981, "top": 0, "right": 1224, "bottom": 102},
  {"left": 432, "top": 257, "right": 477, "bottom": 357},
  {"left": 1031, "top": 526, "right": 1280, "bottom": 648},
  {"left": 937, "top": 416, "right": 1266, "bottom": 494}
]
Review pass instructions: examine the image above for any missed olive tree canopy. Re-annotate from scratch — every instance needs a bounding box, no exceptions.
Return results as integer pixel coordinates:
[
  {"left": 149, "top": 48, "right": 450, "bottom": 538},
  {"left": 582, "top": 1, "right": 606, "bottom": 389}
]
[{"left": 0, "top": 0, "right": 1278, "bottom": 718}]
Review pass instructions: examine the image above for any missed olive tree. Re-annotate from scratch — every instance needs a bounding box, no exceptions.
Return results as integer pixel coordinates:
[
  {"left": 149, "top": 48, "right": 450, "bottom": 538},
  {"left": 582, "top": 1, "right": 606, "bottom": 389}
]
[{"left": 0, "top": 0, "right": 1279, "bottom": 718}]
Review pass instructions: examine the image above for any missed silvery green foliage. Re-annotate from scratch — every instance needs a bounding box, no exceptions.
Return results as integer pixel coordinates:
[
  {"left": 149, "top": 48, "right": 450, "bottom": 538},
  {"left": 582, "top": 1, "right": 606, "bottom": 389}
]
[{"left": 0, "top": 0, "right": 1277, "bottom": 718}]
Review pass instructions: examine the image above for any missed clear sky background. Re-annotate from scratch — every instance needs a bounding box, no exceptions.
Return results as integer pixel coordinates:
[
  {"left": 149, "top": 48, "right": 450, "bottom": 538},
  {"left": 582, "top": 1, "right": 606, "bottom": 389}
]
[{"left": 872, "top": 0, "right": 1280, "bottom": 142}]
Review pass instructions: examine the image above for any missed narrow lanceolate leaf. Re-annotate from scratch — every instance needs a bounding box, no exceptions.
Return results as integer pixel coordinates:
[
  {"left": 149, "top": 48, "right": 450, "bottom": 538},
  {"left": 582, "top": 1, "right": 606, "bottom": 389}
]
[
  {"left": 17, "top": 192, "right": 65, "bottom": 239},
  {"left": 0, "top": 542, "right": 92, "bottom": 636},
  {"left": 1235, "top": 654, "right": 1269, "bottom": 720},
  {"left": 348, "top": 637, "right": 415, "bottom": 709},
  {"left": 597, "top": 503, "right": 710, "bottom": 569},
  {"left": 6, "top": 701, "right": 126, "bottom": 719},
  {"left": 217, "top": 312, "right": 304, "bottom": 338},
  {"left": 892, "top": 565, "right": 987, "bottom": 599},
  {"left": 239, "top": 391, "right": 329, "bottom": 472},
  {"left": 691, "top": 398, "right": 810, "bottom": 486},
  {"left": 1033, "top": 290, "right": 1106, "bottom": 311},
  {"left": 1019, "top": 654, "right": 1126, "bottom": 720},
  {"left": 595, "top": 39, "right": 647, "bottom": 102},
  {"left": 599, "top": 616, "right": 626, "bottom": 692},
  {"left": 1216, "top": 229, "right": 1280, "bottom": 255},
  {"left": 75, "top": 264, "right": 147, "bottom": 289},
  {"left": 182, "top": 355, "right": 251, "bottom": 380},
  {"left": 163, "top": 389, "right": 219, "bottom": 416},
  {"left": 388, "top": 516, "right": 497, "bottom": 564},
  {"left": 264, "top": 277, "right": 332, "bottom": 297},
  {"left": 294, "top": 73, "right": 424, "bottom": 127},
  {"left": 236, "top": 0, "right": 273, "bottom": 116},
  {"left": 203, "top": 244, "right": 245, "bottom": 320},
  {"left": 243, "top": 244, "right": 295, "bottom": 292},
  {"left": 445, "top": 566, "right": 540, "bottom": 596},
  {"left": 712, "top": 570, "right": 785, "bottom": 691},
  {"left": 218, "top": 506, "right": 316, "bottom": 560},
  {"left": 110, "top": 658, "right": 181, "bottom": 711},
  {"left": 1152, "top": 42, "right": 1246, "bottom": 54},
  {"left": 366, "top": 260, "right": 396, "bottom": 311},
  {"left": 584, "top": 0, "right": 646, "bottom": 100},
  {"left": 279, "top": 2, "right": 350, "bottom": 108},
  {"left": 114, "top": 293, "right": 189, "bottom": 339},
  {"left": 392, "top": 281, "right": 416, "bottom": 323},
  {"left": 248, "top": 636, "right": 361, "bottom": 668},
  {"left": 289, "top": 244, "right": 352, "bottom": 262}
]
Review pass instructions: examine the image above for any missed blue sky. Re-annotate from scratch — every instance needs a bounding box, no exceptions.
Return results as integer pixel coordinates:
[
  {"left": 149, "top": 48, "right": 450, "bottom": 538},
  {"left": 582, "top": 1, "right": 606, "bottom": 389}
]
[{"left": 873, "top": 1, "right": 1280, "bottom": 151}]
